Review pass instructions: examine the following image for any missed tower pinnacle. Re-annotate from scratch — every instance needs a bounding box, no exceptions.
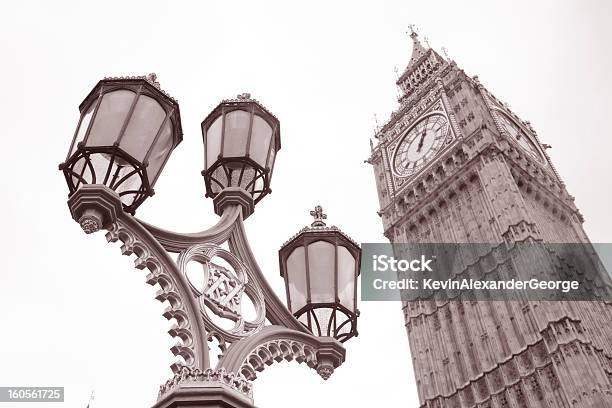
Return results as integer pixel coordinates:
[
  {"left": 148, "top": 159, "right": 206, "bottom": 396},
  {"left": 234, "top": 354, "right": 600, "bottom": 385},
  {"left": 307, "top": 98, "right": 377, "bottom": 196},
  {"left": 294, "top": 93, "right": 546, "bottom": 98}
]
[
  {"left": 395, "top": 26, "right": 443, "bottom": 100},
  {"left": 406, "top": 27, "right": 429, "bottom": 68},
  {"left": 407, "top": 24, "right": 418, "bottom": 39}
]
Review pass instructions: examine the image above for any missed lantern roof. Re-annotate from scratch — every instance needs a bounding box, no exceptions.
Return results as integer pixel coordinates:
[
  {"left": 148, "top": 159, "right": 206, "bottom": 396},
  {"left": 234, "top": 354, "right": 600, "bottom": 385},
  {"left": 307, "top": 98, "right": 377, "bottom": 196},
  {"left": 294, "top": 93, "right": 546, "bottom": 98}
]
[
  {"left": 279, "top": 206, "right": 360, "bottom": 278},
  {"left": 78, "top": 73, "right": 183, "bottom": 146},
  {"left": 201, "top": 93, "right": 281, "bottom": 152}
]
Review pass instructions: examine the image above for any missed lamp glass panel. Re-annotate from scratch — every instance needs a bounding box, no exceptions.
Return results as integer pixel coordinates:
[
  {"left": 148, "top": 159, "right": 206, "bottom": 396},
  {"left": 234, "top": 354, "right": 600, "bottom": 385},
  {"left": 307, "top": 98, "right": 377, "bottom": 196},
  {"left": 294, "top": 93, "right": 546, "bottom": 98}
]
[
  {"left": 266, "top": 145, "right": 277, "bottom": 185},
  {"left": 238, "top": 167, "right": 255, "bottom": 192},
  {"left": 71, "top": 102, "right": 95, "bottom": 157},
  {"left": 337, "top": 246, "right": 356, "bottom": 312},
  {"left": 121, "top": 95, "right": 167, "bottom": 161},
  {"left": 249, "top": 115, "right": 272, "bottom": 167},
  {"left": 114, "top": 166, "right": 143, "bottom": 206},
  {"left": 93, "top": 153, "right": 142, "bottom": 205},
  {"left": 253, "top": 177, "right": 264, "bottom": 200},
  {"left": 298, "top": 313, "right": 309, "bottom": 327},
  {"left": 308, "top": 241, "right": 335, "bottom": 304},
  {"left": 87, "top": 90, "right": 136, "bottom": 147},
  {"left": 209, "top": 166, "right": 227, "bottom": 195},
  {"left": 88, "top": 153, "right": 111, "bottom": 185},
  {"left": 146, "top": 120, "right": 173, "bottom": 184},
  {"left": 267, "top": 143, "right": 276, "bottom": 170},
  {"left": 205, "top": 116, "right": 223, "bottom": 169},
  {"left": 286, "top": 246, "right": 307, "bottom": 312},
  {"left": 223, "top": 110, "right": 250, "bottom": 157},
  {"left": 313, "top": 307, "right": 332, "bottom": 337}
]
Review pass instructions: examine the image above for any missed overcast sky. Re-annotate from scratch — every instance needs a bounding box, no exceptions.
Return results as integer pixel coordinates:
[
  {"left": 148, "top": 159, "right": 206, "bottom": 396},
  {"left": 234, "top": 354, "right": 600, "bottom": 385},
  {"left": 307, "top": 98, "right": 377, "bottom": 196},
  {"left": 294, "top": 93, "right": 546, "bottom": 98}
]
[{"left": 1, "top": 1, "right": 611, "bottom": 407}]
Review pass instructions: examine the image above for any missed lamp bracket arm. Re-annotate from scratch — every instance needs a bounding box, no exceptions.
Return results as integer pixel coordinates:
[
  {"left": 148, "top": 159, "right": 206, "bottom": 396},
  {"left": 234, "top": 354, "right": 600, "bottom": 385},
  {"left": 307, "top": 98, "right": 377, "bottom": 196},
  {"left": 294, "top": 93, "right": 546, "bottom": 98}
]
[
  {"left": 217, "top": 325, "right": 346, "bottom": 381},
  {"left": 67, "top": 185, "right": 211, "bottom": 373},
  {"left": 228, "top": 218, "right": 307, "bottom": 332},
  {"left": 136, "top": 204, "right": 242, "bottom": 253},
  {"left": 109, "top": 213, "right": 212, "bottom": 372}
]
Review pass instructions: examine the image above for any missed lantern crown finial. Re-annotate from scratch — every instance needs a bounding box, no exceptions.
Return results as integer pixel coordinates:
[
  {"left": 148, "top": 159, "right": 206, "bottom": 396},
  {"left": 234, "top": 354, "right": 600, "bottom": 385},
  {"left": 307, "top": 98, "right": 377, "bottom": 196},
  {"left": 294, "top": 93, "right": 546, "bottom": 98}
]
[
  {"left": 309, "top": 205, "right": 327, "bottom": 227},
  {"left": 146, "top": 72, "right": 161, "bottom": 89}
]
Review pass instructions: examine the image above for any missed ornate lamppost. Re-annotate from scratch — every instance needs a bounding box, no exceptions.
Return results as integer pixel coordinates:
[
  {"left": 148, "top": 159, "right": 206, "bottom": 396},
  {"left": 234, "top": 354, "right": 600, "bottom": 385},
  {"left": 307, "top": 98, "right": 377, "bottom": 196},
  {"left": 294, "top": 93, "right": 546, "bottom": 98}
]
[{"left": 59, "top": 74, "right": 361, "bottom": 408}]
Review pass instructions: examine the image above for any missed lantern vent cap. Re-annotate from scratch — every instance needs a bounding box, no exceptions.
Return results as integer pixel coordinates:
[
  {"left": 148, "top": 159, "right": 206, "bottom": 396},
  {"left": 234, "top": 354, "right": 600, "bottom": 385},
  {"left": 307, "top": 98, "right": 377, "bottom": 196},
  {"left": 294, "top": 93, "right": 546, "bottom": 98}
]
[
  {"left": 219, "top": 92, "right": 280, "bottom": 122},
  {"left": 280, "top": 205, "right": 360, "bottom": 249},
  {"left": 201, "top": 92, "right": 281, "bottom": 152},
  {"left": 77, "top": 73, "right": 183, "bottom": 146},
  {"left": 202, "top": 92, "right": 280, "bottom": 125},
  {"left": 99, "top": 73, "right": 177, "bottom": 103}
]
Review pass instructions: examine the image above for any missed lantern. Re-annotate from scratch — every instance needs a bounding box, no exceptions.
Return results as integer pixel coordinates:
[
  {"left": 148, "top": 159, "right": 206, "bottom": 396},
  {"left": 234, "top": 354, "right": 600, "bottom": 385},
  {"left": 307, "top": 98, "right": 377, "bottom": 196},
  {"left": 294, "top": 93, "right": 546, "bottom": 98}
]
[
  {"left": 279, "top": 206, "right": 361, "bottom": 342},
  {"left": 60, "top": 74, "right": 183, "bottom": 214},
  {"left": 201, "top": 93, "right": 280, "bottom": 205}
]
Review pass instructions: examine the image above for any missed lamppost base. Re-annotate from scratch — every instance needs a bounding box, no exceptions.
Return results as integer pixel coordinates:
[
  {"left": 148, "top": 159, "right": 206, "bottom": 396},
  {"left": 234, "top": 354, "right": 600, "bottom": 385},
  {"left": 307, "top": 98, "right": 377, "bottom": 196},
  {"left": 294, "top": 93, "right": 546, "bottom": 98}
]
[
  {"left": 154, "top": 367, "right": 255, "bottom": 408},
  {"left": 153, "top": 382, "right": 256, "bottom": 408}
]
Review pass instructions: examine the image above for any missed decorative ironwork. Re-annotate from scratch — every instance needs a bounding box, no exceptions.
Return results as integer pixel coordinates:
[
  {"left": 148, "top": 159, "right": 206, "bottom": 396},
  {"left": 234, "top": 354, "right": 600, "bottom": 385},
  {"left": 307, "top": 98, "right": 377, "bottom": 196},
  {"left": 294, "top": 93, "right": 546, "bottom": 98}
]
[
  {"left": 67, "top": 185, "right": 348, "bottom": 387},
  {"left": 106, "top": 217, "right": 204, "bottom": 373},
  {"left": 205, "top": 157, "right": 271, "bottom": 204},
  {"left": 159, "top": 366, "right": 253, "bottom": 400},
  {"left": 205, "top": 262, "right": 244, "bottom": 318},
  {"left": 146, "top": 72, "right": 161, "bottom": 89},
  {"left": 62, "top": 145, "right": 151, "bottom": 213},
  {"left": 62, "top": 81, "right": 357, "bottom": 406},
  {"left": 178, "top": 243, "right": 266, "bottom": 343},
  {"left": 309, "top": 205, "right": 327, "bottom": 227},
  {"left": 293, "top": 303, "right": 359, "bottom": 343},
  {"left": 80, "top": 214, "right": 101, "bottom": 234},
  {"left": 218, "top": 326, "right": 346, "bottom": 383},
  {"left": 239, "top": 339, "right": 318, "bottom": 381}
]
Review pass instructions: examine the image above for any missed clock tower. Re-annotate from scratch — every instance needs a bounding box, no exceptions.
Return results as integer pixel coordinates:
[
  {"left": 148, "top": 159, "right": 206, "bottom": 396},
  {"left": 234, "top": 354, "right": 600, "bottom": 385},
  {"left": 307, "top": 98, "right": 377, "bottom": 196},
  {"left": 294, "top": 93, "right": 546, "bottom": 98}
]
[{"left": 369, "top": 29, "right": 612, "bottom": 407}]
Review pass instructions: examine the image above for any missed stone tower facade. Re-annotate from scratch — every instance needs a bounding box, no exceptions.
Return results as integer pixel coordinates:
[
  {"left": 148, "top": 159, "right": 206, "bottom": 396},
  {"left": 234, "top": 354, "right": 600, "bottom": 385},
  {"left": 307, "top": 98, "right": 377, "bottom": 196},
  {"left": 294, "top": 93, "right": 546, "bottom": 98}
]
[{"left": 368, "top": 30, "right": 612, "bottom": 407}]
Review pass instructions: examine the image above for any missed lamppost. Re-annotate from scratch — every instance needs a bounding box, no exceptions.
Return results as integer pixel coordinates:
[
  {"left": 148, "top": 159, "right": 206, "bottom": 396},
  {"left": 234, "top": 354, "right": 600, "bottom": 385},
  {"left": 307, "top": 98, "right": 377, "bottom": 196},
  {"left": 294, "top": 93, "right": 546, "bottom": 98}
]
[{"left": 59, "top": 74, "right": 361, "bottom": 408}]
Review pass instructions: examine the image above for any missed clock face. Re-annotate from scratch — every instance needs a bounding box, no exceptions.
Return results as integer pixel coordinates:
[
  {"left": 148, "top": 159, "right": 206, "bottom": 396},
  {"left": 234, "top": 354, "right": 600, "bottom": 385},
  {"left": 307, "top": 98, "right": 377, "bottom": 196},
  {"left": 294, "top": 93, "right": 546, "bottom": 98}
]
[
  {"left": 497, "top": 114, "right": 542, "bottom": 160},
  {"left": 393, "top": 114, "right": 448, "bottom": 177}
]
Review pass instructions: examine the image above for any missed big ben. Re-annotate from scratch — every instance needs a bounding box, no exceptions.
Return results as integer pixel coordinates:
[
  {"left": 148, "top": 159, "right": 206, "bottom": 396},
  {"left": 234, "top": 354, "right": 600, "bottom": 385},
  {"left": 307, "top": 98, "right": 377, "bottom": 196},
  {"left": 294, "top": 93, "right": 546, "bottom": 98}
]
[{"left": 369, "top": 29, "right": 612, "bottom": 407}]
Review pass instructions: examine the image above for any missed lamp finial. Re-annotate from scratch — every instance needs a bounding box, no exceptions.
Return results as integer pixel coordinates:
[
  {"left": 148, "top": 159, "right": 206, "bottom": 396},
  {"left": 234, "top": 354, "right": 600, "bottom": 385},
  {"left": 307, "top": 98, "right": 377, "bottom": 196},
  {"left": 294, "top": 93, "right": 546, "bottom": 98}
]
[
  {"left": 146, "top": 73, "right": 161, "bottom": 89},
  {"left": 310, "top": 205, "right": 327, "bottom": 227}
]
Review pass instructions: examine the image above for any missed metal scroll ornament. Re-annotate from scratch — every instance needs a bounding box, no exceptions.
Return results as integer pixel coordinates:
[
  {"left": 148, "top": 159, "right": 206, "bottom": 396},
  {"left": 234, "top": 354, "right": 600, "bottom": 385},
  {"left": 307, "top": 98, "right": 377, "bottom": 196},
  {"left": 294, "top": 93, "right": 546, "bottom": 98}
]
[{"left": 178, "top": 243, "right": 266, "bottom": 342}]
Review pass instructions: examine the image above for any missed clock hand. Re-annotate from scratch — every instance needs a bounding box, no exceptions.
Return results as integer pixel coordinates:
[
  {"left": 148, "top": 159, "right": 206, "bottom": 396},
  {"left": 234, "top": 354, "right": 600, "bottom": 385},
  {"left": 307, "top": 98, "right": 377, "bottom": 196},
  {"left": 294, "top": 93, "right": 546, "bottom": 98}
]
[{"left": 416, "top": 128, "right": 427, "bottom": 153}]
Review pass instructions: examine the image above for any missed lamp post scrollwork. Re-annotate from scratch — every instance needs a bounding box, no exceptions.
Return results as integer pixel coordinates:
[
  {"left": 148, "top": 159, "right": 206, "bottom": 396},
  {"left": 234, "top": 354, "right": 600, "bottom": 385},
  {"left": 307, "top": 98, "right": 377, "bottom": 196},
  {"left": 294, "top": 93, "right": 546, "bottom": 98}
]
[{"left": 59, "top": 75, "right": 361, "bottom": 408}]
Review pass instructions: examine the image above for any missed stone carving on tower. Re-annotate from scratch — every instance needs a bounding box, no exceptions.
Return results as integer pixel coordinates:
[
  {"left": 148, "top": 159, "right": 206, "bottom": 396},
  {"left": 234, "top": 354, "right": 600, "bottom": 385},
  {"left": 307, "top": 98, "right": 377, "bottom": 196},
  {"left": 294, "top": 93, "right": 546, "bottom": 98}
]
[{"left": 368, "top": 27, "right": 612, "bottom": 408}]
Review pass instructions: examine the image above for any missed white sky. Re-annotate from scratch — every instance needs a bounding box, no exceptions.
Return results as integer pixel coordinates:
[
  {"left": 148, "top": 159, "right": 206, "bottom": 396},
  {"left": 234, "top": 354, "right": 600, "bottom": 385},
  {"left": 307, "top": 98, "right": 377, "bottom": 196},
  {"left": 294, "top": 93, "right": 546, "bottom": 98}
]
[{"left": 0, "top": 1, "right": 610, "bottom": 407}]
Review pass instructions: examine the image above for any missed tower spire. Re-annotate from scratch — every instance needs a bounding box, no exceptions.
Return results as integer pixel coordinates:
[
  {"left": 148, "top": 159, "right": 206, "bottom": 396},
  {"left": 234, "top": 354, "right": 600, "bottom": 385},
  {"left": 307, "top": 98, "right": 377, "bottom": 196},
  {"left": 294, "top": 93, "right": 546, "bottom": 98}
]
[
  {"left": 405, "top": 25, "right": 429, "bottom": 68},
  {"left": 395, "top": 26, "right": 446, "bottom": 100}
]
